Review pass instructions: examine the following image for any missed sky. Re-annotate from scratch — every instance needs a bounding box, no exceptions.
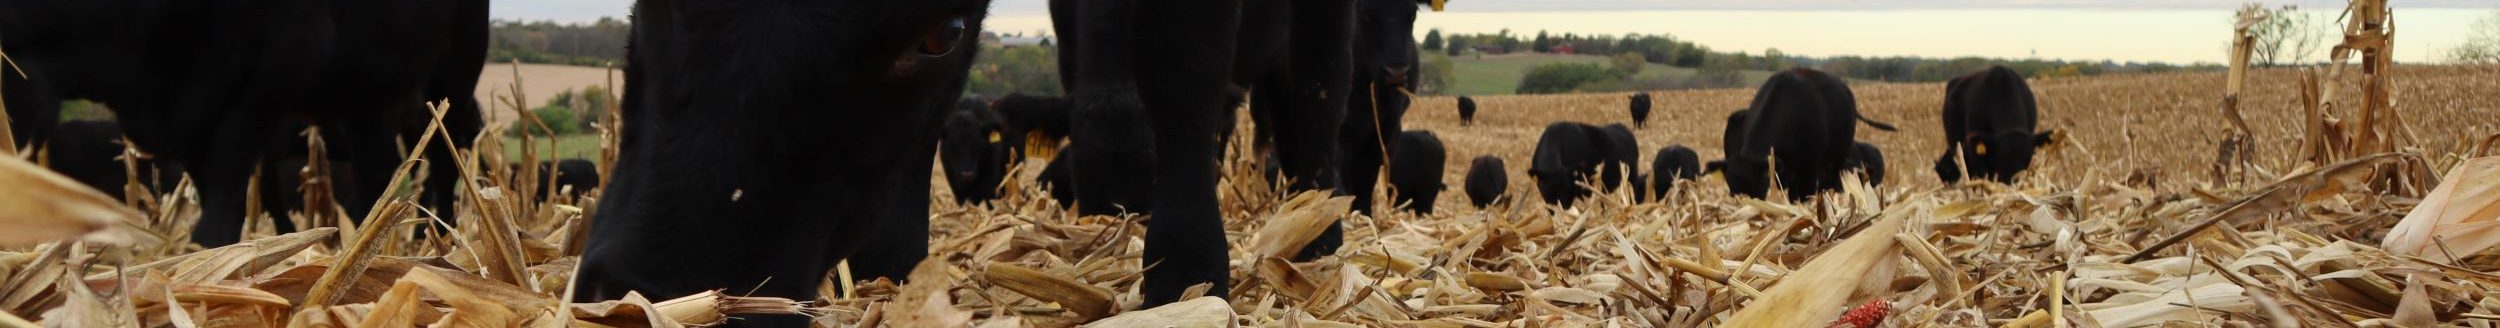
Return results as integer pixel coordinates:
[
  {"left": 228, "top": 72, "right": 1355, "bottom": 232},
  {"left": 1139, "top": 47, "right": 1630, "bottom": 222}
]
[{"left": 491, "top": 0, "right": 2498, "bottom": 64}]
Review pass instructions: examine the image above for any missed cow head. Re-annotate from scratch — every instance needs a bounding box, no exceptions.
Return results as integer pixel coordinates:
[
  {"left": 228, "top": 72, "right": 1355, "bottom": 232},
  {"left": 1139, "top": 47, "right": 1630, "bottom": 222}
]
[
  {"left": 582, "top": 0, "right": 992, "bottom": 303},
  {"left": 1720, "top": 156, "right": 1772, "bottom": 200},
  {"left": 941, "top": 98, "right": 1013, "bottom": 203},
  {"left": 1358, "top": 0, "right": 1429, "bottom": 128},
  {"left": 1959, "top": 129, "right": 2057, "bottom": 183}
]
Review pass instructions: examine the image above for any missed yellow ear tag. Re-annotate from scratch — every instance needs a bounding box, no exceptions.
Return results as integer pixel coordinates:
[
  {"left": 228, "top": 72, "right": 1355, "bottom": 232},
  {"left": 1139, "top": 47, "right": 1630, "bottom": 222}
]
[
  {"left": 1430, "top": 0, "right": 1447, "bottom": 11},
  {"left": 1975, "top": 143, "right": 1990, "bottom": 156},
  {"left": 987, "top": 131, "right": 1002, "bottom": 144}
]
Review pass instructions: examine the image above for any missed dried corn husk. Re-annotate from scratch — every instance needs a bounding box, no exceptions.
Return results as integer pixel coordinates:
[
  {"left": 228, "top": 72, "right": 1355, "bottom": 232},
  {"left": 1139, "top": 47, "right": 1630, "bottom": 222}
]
[{"left": 2381, "top": 157, "right": 2500, "bottom": 263}]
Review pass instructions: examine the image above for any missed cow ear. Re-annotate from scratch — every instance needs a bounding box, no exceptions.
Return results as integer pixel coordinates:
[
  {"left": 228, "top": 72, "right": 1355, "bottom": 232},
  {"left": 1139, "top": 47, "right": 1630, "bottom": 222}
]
[{"left": 2033, "top": 130, "right": 2059, "bottom": 148}]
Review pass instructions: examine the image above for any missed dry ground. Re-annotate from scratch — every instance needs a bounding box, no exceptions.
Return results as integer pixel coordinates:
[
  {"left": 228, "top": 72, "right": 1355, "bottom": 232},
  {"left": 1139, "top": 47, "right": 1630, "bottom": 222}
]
[{"left": 6, "top": 66, "right": 2498, "bottom": 327}]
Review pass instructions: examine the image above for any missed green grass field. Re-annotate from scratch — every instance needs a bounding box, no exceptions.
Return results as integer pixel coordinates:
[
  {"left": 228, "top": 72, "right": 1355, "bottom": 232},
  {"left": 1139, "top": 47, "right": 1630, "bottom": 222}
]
[
  {"left": 499, "top": 134, "right": 602, "bottom": 160},
  {"left": 1441, "top": 53, "right": 1781, "bottom": 96}
]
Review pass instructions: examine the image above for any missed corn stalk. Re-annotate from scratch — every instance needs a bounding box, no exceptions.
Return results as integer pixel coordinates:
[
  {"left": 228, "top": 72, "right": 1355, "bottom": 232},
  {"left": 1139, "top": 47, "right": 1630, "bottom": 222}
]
[
  {"left": 2219, "top": 6, "right": 2263, "bottom": 186},
  {"left": 2312, "top": 0, "right": 2405, "bottom": 164}
]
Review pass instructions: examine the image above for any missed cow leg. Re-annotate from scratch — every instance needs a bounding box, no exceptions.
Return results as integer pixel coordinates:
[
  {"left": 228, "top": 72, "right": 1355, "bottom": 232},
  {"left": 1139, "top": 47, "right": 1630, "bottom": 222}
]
[
  {"left": 189, "top": 120, "right": 279, "bottom": 248},
  {"left": 1288, "top": 0, "right": 1356, "bottom": 261},
  {"left": 1133, "top": 0, "right": 1239, "bottom": 307}
]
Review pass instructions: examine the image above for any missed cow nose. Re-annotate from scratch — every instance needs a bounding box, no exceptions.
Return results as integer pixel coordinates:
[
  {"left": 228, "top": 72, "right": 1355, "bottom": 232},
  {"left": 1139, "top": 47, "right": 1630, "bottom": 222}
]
[{"left": 1382, "top": 66, "right": 1409, "bottom": 85}]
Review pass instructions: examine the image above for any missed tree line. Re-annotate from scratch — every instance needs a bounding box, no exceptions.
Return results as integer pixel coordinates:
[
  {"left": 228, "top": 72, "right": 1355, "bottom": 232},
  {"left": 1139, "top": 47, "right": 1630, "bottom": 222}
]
[{"left": 1424, "top": 29, "right": 2222, "bottom": 86}]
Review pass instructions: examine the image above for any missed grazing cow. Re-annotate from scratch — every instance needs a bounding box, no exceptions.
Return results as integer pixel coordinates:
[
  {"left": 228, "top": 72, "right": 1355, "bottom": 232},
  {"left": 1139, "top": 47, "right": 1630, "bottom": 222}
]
[
  {"left": 1020, "top": 0, "right": 1443, "bottom": 304},
  {"left": 2, "top": 0, "right": 489, "bottom": 247},
  {"left": 571, "top": 1, "right": 992, "bottom": 326},
  {"left": 1721, "top": 68, "right": 1897, "bottom": 201},
  {"left": 1935, "top": 65, "right": 2056, "bottom": 184},
  {"left": 1597, "top": 123, "right": 1640, "bottom": 192},
  {"left": 1846, "top": 142, "right": 1886, "bottom": 185},
  {"left": 1627, "top": 92, "right": 1652, "bottom": 128},
  {"left": 1386, "top": 130, "right": 1445, "bottom": 214},
  {"left": 529, "top": 159, "right": 601, "bottom": 198},
  {"left": 1704, "top": 108, "right": 1752, "bottom": 174},
  {"left": 1528, "top": 122, "right": 1612, "bottom": 206},
  {"left": 42, "top": 120, "right": 185, "bottom": 201},
  {"left": 940, "top": 97, "right": 1023, "bottom": 204},
  {"left": 1456, "top": 96, "right": 1478, "bottom": 126},
  {"left": 1463, "top": 156, "right": 1505, "bottom": 208},
  {"left": 1648, "top": 145, "right": 1701, "bottom": 200}
]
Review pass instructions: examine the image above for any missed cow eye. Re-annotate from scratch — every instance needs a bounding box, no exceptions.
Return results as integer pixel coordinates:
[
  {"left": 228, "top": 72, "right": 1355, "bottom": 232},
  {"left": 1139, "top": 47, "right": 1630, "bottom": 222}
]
[
  {"left": 1975, "top": 143, "right": 1990, "bottom": 156},
  {"left": 918, "top": 16, "right": 968, "bottom": 56}
]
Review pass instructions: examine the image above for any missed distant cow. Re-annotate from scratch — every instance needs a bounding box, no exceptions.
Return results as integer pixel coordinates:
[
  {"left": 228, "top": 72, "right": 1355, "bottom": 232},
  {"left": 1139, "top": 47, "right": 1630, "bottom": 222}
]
[
  {"left": 1648, "top": 145, "right": 1701, "bottom": 200},
  {"left": 1464, "top": 156, "right": 1505, "bottom": 208},
  {"left": 1846, "top": 142, "right": 1886, "bottom": 186},
  {"left": 1528, "top": 122, "right": 1613, "bottom": 206},
  {"left": 940, "top": 97, "right": 1022, "bottom": 204},
  {"left": 1935, "top": 65, "right": 2056, "bottom": 184},
  {"left": 2, "top": 0, "right": 488, "bottom": 247},
  {"left": 1721, "top": 68, "right": 1897, "bottom": 201},
  {"left": 1456, "top": 96, "right": 1478, "bottom": 126},
  {"left": 572, "top": 1, "right": 992, "bottom": 326},
  {"left": 532, "top": 159, "right": 601, "bottom": 198},
  {"left": 1386, "top": 130, "right": 1446, "bottom": 214},
  {"left": 1627, "top": 92, "right": 1653, "bottom": 128}
]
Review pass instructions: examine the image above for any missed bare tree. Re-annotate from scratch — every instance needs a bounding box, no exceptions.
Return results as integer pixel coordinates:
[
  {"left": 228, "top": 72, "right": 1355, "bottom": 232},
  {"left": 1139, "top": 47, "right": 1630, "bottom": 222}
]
[
  {"left": 2451, "top": 9, "right": 2500, "bottom": 64},
  {"left": 2242, "top": 4, "right": 2330, "bottom": 67}
]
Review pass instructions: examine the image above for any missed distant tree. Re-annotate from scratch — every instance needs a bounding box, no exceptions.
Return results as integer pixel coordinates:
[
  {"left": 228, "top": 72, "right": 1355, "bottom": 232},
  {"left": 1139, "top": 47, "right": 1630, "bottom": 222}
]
[
  {"left": 1763, "top": 48, "right": 1793, "bottom": 71},
  {"left": 1671, "top": 43, "right": 1708, "bottom": 67},
  {"left": 2244, "top": 4, "right": 2330, "bottom": 66},
  {"left": 1421, "top": 29, "right": 1444, "bottom": 50},
  {"left": 2452, "top": 9, "right": 2500, "bottom": 64},
  {"left": 966, "top": 45, "right": 1064, "bottom": 96},
  {"left": 1446, "top": 37, "right": 1469, "bottom": 56},
  {"left": 1607, "top": 52, "right": 1646, "bottom": 78},
  {"left": 1517, "top": 62, "right": 1609, "bottom": 94},
  {"left": 1532, "top": 30, "right": 1553, "bottom": 53},
  {"left": 1419, "top": 53, "right": 1458, "bottom": 95}
]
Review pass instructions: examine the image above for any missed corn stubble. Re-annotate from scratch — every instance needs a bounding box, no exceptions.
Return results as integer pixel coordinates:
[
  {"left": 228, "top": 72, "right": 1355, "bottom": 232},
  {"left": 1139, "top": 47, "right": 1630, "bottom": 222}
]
[{"left": 0, "top": 60, "right": 2496, "bottom": 326}]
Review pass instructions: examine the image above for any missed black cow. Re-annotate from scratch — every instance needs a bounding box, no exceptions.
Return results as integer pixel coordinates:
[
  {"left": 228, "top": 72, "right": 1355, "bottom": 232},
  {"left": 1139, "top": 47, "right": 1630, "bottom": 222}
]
[
  {"left": 1648, "top": 145, "right": 1700, "bottom": 201},
  {"left": 1463, "top": 156, "right": 1504, "bottom": 208},
  {"left": 940, "top": 97, "right": 1022, "bottom": 204},
  {"left": 1598, "top": 123, "right": 1640, "bottom": 192},
  {"left": 1704, "top": 108, "right": 1752, "bottom": 174},
  {"left": 2, "top": 0, "right": 488, "bottom": 247},
  {"left": 1935, "top": 65, "right": 2056, "bottom": 184},
  {"left": 42, "top": 120, "right": 185, "bottom": 201},
  {"left": 527, "top": 159, "right": 600, "bottom": 198},
  {"left": 1846, "top": 142, "right": 1886, "bottom": 186},
  {"left": 1021, "top": 0, "right": 1441, "bottom": 304},
  {"left": 571, "top": 1, "right": 992, "bottom": 326},
  {"left": 1528, "top": 122, "right": 1612, "bottom": 207},
  {"left": 1721, "top": 68, "right": 1897, "bottom": 201},
  {"left": 1035, "top": 143, "right": 1079, "bottom": 209},
  {"left": 1386, "top": 130, "right": 1445, "bottom": 214},
  {"left": 1628, "top": 92, "right": 1652, "bottom": 128},
  {"left": 1456, "top": 96, "right": 1477, "bottom": 126}
]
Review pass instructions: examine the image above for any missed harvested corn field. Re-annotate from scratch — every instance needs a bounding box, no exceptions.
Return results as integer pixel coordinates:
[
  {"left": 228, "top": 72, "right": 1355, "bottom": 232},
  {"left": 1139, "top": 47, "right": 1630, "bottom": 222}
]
[{"left": 2, "top": 65, "right": 2499, "bottom": 327}]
